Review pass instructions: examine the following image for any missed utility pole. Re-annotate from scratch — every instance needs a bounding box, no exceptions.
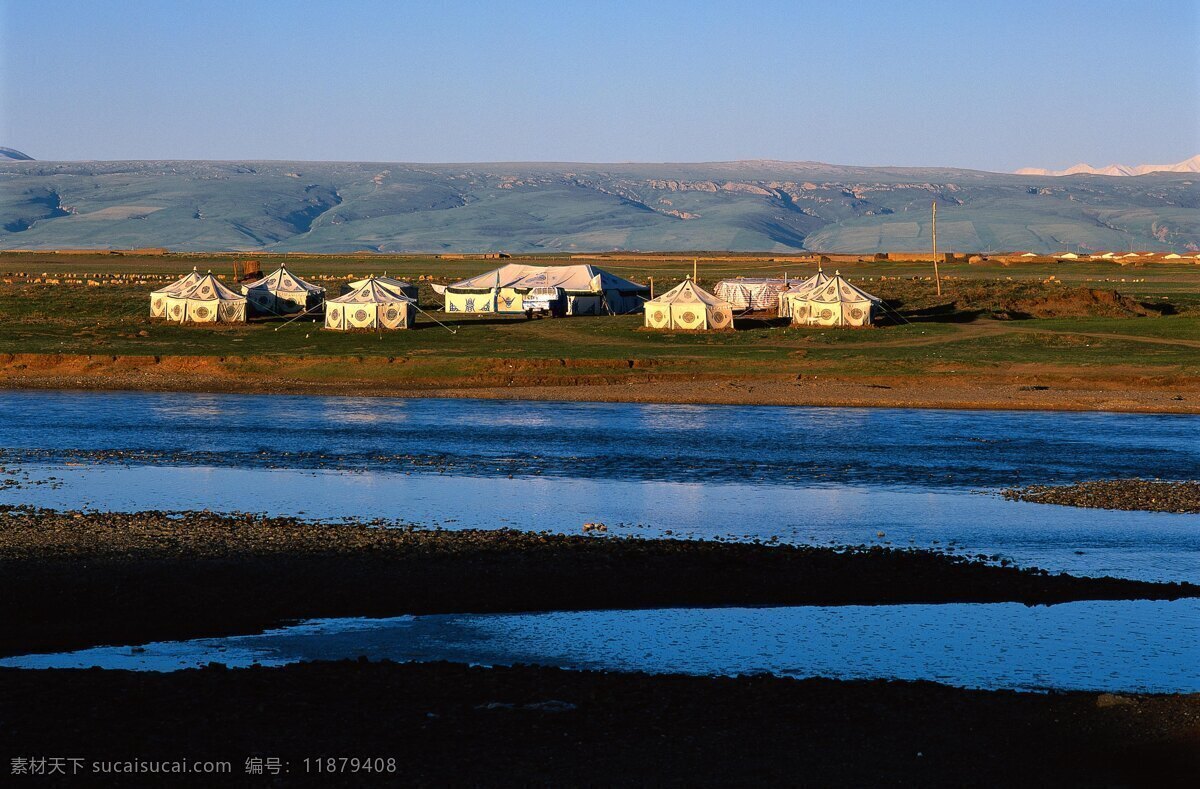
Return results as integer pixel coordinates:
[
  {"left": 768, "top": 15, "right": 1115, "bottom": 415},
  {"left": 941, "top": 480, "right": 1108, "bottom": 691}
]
[
  {"left": 932, "top": 201, "right": 942, "bottom": 296},
  {"left": 693, "top": 258, "right": 698, "bottom": 281}
]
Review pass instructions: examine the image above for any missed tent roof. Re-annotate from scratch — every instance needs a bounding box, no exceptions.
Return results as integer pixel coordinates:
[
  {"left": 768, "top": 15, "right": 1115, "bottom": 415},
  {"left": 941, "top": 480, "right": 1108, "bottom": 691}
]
[
  {"left": 244, "top": 264, "right": 324, "bottom": 294},
  {"left": 177, "top": 272, "right": 246, "bottom": 302},
  {"left": 447, "top": 264, "right": 647, "bottom": 293},
  {"left": 328, "top": 277, "right": 414, "bottom": 304},
  {"left": 647, "top": 278, "right": 730, "bottom": 308},
  {"left": 152, "top": 267, "right": 203, "bottom": 295},
  {"left": 349, "top": 275, "right": 415, "bottom": 291},
  {"left": 805, "top": 272, "right": 880, "bottom": 305},
  {"left": 782, "top": 270, "right": 832, "bottom": 297}
]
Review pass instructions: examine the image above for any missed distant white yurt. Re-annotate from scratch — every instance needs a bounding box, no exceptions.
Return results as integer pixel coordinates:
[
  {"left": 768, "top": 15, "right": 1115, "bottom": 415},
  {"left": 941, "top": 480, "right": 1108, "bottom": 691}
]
[
  {"left": 643, "top": 278, "right": 734, "bottom": 331},
  {"left": 713, "top": 278, "right": 789, "bottom": 311},
  {"left": 793, "top": 271, "right": 879, "bottom": 328},
  {"left": 1164, "top": 253, "right": 1183, "bottom": 259},
  {"left": 161, "top": 272, "right": 247, "bottom": 324},
  {"left": 776, "top": 269, "right": 833, "bottom": 318},
  {"left": 346, "top": 275, "right": 419, "bottom": 301},
  {"left": 242, "top": 264, "right": 325, "bottom": 315},
  {"left": 324, "top": 277, "right": 416, "bottom": 331},
  {"left": 149, "top": 267, "right": 204, "bottom": 318}
]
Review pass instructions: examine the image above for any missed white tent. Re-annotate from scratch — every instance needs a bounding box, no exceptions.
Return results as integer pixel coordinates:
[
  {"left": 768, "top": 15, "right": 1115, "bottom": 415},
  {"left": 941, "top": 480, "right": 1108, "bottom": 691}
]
[
  {"left": 346, "top": 275, "right": 419, "bottom": 301},
  {"left": 149, "top": 267, "right": 203, "bottom": 318},
  {"left": 242, "top": 264, "right": 325, "bottom": 315},
  {"left": 643, "top": 278, "right": 734, "bottom": 331},
  {"left": 1164, "top": 253, "right": 1183, "bottom": 259},
  {"left": 437, "top": 264, "right": 647, "bottom": 315},
  {"left": 777, "top": 269, "right": 833, "bottom": 318},
  {"left": 324, "top": 277, "right": 416, "bottom": 331},
  {"left": 794, "top": 271, "right": 879, "bottom": 328},
  {"left": 161, "top": 272, "right": 247, "bottom": 324},
  {"left": 713, "top": 278, "right": 789, "bottom": 311}
]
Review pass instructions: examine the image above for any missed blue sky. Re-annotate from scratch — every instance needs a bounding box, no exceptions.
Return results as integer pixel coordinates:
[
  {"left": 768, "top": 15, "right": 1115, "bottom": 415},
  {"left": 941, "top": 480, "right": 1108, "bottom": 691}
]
[{"left": 1, "top": 0, "right": 1197, "bottom": 170}]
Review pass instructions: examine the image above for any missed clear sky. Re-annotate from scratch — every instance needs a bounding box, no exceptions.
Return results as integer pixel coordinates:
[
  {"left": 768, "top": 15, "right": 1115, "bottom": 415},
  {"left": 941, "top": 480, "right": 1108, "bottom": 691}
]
[{"left": 1, "top": 0, "right": 1197, "bottom": 171}]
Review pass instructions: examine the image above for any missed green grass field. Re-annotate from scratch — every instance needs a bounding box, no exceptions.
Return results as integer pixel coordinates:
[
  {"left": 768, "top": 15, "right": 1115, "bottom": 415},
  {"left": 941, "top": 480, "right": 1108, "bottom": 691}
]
[{"left": 1, "top": 252, "right": 1198, "bottom": 385}]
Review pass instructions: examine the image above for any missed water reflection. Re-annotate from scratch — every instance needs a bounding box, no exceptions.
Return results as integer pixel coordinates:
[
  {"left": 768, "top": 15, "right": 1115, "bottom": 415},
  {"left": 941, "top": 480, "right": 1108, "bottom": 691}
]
[{"left": 7, "top": 601, "right": 1198, "bottom": 693}]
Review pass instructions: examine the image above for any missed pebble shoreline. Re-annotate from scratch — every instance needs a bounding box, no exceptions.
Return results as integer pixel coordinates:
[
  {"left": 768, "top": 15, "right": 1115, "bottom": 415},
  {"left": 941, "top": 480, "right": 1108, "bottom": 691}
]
[{"left": 1004, "top": 480, "right": 1200, "bottom": 514}]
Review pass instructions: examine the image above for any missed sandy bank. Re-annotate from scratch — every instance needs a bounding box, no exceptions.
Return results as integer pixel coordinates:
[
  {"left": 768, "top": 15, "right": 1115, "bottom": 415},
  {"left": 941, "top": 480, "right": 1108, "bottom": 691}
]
[{"left": 0, "top": 352, "right": 1197, "bottom": 413}]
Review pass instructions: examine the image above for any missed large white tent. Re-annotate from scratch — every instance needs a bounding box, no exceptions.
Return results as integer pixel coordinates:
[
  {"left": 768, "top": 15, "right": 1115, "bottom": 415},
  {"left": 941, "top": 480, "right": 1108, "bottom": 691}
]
[
  {"left": 713, "top": 278, "right": 789, "bottom": 312},
  {"left": 792, "top": 271, "right": 879, "bottom": 327},
  {"left": 242, "top": 264, "right": 325, "bottom": 316},
  {"left": 160, "top": 272, "right": 247, "bottom": 324},
  {"left": 434, "top": 264, "right": 648, "bottom": 315},
  {"left": 643, "top": 278, "right": 734, "bottom": 331},
  {"left": 324, "top": 277, "right": 416, "bottom": 331},
  {"left": 776, "top": 269, "right": 833, "bottom": 318},
  {"left": 346, "top": 275, "right": 419, "bottom": 301},
  {"left": 149, "top": 267, "right": 204, "bottom": 318}
]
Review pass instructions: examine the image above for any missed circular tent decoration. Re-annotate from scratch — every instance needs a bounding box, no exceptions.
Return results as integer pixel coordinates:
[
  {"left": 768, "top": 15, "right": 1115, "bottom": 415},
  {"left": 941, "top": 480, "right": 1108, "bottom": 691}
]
[
  {"left": 170, "top": 305, "right": 182, "bottom": 318},
  {"left": 329, "top": 309, "right": 340, "bottom": 322},
  {"left": 680, "top": 311, "right": 697, "bottom": 324},
  {"left": 820, "top": 309, "right": 833, "bottom": 320},
  {"left": 152, "top": 299, "right": 163, "bottom": 310},
  {"left": 354, "top": 309, "right": 369, "bottom": 322},
  {"left": 710, "top": 309, "right": 729, "bottom": 327},
  {"left": 199, "top": 286, "right": 213, "bottom": 297},
  {"left": 193, "top": 305, "right": 210, "bottom": 319},
  {"left": 385, "top": 308, "right": 399, "bottom": 321},
  {"left": 850, "top": 307, "right": 864, "bottom": 320},
  {"left": 653, "top": 310, "right": 665, "bottom": 323}
]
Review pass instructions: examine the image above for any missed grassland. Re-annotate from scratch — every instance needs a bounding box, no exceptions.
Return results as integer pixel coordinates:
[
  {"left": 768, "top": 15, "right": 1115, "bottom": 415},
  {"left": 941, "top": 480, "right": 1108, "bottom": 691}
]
[{"left": 1, "top": 251, "right": 1198, "bottom": 411}]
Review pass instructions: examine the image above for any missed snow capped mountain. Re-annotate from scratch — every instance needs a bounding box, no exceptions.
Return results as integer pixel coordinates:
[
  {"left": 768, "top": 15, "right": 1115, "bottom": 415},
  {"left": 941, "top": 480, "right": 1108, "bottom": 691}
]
[{"left": 1016, "top": 155, "right": 1200, "bottom": 177}]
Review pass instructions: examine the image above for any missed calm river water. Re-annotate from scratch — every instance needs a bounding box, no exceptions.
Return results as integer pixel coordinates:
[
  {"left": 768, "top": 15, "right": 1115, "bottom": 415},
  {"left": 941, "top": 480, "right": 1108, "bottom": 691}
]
[{"left": 2, "top": 390, "right": 1197, "bottom": 582}]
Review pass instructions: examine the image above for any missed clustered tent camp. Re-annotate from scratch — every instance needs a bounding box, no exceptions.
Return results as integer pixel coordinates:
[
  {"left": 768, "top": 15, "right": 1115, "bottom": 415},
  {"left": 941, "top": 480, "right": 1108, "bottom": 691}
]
[
  {"left": 242, "top": 264, "right": 325, "bottom": 315},
  {"left": 346, "top": 275, "right": 419, "bottom": 301},
  {"left": 432, "top": 264, "right": 648, "bottom": 315},
  {"left": 791, "top": 271, "right": 880, "bottom": 327},
  {"left": 713, "top": 278, "right": 790, "bottom": 312},
  {"left": 643, "top": 278, "right": 734, "bottom": 331},
  {"left": 149, "top": 267, "right": 203, "bottom": 318},
  {"left": 160, "top": 271, "right": 247, "bottom": 324},
  {"left": 776, "top": 268, "right": 832, "bottom": 319},
  {"left": 324, "top": 277, "right": 416, "bottom": 331}
]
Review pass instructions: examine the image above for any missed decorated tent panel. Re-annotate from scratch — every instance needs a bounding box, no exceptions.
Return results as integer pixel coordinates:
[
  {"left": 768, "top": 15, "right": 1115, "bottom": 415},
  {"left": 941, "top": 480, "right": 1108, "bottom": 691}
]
[
  {"left": 149, "top": 267, "right": 204, "bottom": 318},
  {"left": 324, "top": 278, "right": 415, "bottom": 331},
  {"left": 242, "top": 265, "right": 325, "bottom": 315},
  {"left": 643, "top": 279, "right": 733, "bottom": 331},
  {"left": 777, "top": 270, "right": 833, "bottom": 318},
  {"left": 162, "top": 272, "right": 247, "bottom": 324},
  {"left": 795, "top": 272, "right": 878, "bottom": 328}
]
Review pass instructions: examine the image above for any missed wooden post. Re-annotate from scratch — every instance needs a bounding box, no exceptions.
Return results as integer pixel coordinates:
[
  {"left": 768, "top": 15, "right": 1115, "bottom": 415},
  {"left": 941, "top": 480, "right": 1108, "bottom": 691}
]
[
  {"left": 693, "top": 258, "right": 698, "bottom": 281},
  {"left": 649, "top": 276, "right": 654, "bottom": 300},
  {"left": 932, "top": 201, "right": 942, "bottom": 296}
]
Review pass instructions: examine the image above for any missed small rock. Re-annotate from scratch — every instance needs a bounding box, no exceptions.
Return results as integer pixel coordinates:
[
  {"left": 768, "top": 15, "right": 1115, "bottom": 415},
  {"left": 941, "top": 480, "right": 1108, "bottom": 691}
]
[{"left": 1095, "top": 693, "right": 1136, "bottom": 708}]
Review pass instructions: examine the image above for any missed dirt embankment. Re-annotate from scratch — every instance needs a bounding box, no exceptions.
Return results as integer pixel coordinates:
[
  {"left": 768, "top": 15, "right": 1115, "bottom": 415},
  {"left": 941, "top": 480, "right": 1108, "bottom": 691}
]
[
  {"left": 2, "top": 661, "right": 1197, "bottom": 787},
  {"left": 3, "top": 508, "right": 1197, "bottom": 658},
  {"left": 1, "top": 351, "right": 1198, "bottom": 414},
  {"left": 1005, "top": 480, "right": 1200, "bottom": 514}
]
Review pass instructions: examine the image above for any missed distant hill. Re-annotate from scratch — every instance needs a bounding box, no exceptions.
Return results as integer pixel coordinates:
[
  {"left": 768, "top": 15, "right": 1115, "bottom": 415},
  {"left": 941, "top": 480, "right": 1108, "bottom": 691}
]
[
  {"left": 1016, "top": 154, "right": 1200, "bottom": 177},
  {"left": 0, "top": 147, "right": 34, "bottom": 161},
  {"left": 1, "top": 159, "right": 1197, "bottom": 253}
]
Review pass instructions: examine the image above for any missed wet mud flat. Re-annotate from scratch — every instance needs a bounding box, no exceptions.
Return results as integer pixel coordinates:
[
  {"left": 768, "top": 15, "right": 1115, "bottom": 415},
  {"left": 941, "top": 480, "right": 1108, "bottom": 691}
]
[
  {"left": 2, "top": 661, "right": 1197, "bottom": 787},
  {"left": 1005, "top": 480, "right": 1200, "bottom": 514},
  {"left": 3, "top": 507, "right": 1198, "bottom": 658}
]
